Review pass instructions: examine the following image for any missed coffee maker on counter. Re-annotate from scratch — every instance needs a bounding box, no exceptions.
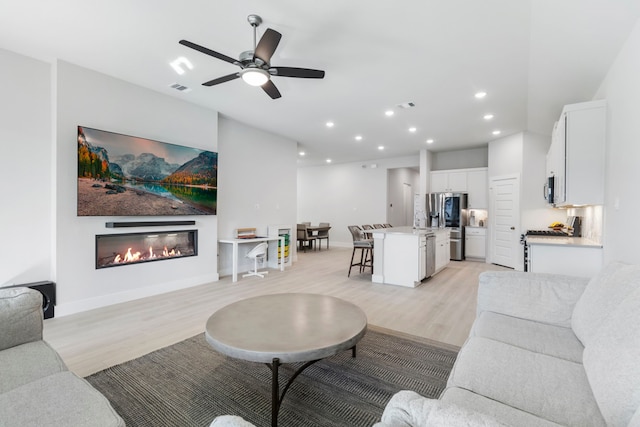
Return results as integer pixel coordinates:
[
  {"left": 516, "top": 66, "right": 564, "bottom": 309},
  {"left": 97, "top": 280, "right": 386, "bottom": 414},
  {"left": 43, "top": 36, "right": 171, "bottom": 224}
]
[{"left": 567, "top": 216, "right": 583, "bottom": 237}]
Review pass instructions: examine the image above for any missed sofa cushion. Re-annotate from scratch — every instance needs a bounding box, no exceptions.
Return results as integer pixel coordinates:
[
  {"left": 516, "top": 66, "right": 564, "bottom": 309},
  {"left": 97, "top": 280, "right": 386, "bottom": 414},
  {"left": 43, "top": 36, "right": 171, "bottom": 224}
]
[
  {"left": 447, "top": 337, "right": 606, "bottom": 426},
  {"left": 0, "top": 371, "right": 125, "bottom": 427},
  {"left": 583, "top": 285, "right": 640, "bottom": 427},
  {"left": 373, "top": 390, "right": 509, "bottom": 427},
  {"left": 572, "top": 262, "right": 640, "bottom": 346},
  {"left": 0, "top": 340, "right": 67, "bottom": 393},
  {"left": 0, "top": 371, "right": 124, "bottom": 427},
  {"left": 440, "top": 387, "right": 564, "bottom": 427},
  {"left": 477, "top": 271, "right": 589, "bottom": 327},
  {"left": 0, "top": 287, "right": 43, "bottom": 351},
  {"left": 472, "top": 311, "right": 584, "bottom": 363}
]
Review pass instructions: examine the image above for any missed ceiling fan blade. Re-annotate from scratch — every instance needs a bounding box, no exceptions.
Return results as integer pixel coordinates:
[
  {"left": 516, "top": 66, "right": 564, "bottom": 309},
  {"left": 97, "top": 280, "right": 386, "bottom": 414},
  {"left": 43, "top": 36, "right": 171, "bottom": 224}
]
[
  {"left": 254, "top": 29, "right": 282, "bottom": 64},
  {"left": 203, "top": 73, "right": 240, "bottom": 86},
  {"left": 179, "top": 40, "right": 238, "bottom": 65},
  {"left": 261, "top": 80, "right": 282, "bottom": 99},
  {"left": 270, "top": 67, "right": 325, "bottom": 79}
]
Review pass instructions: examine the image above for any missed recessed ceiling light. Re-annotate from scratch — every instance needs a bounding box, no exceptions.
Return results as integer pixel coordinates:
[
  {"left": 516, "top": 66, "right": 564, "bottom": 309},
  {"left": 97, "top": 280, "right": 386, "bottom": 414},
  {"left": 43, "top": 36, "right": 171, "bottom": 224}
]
[
  {"left": 299, "top": 151, "right": 306, "bottom": 156},
  {"left": 409, "top": 127, "right": 417, "bottom": 133},
  {"left": 326, "top": 121, "right": 334, "bottom": 128},
  {"left": 426, "top": 139, "right": 434, "bottom": 144},
  {"left": 385, "top": 110, "right": 394, "bottom": 117},
  {"left": 170, "top": 57, "right": 193, "bottom": 75},
  {"left": 378, "top": 146, "right": 385, "bottom": 150},
  {"left": 475, "top": 91, "right": 487, "bottom": 99},
  {"left": 355, "top": 135, "right": 363, "bottom": 141},
  {"left": 326, "top": 158, "right": 332, "bottom": 163},
  {"left": 492, "top": 130, "right": 501, "bottom": 135},
  {"left": 483, "top": 114, "right": 494, "bottom": 120}
]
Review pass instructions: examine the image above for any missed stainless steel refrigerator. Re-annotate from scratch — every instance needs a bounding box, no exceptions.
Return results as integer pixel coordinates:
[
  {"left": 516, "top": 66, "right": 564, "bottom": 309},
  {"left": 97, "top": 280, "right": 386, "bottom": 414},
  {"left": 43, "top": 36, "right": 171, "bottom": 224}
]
[{"left": 428, "top": 193, "right": 468, "bottom": 260}]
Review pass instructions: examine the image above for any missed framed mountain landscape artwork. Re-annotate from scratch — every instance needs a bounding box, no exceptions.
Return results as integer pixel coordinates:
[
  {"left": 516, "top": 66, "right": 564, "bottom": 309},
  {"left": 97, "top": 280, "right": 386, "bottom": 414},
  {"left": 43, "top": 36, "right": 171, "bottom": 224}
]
[{"left": 77, "top": 126, "right": 217, "bottom": 216}]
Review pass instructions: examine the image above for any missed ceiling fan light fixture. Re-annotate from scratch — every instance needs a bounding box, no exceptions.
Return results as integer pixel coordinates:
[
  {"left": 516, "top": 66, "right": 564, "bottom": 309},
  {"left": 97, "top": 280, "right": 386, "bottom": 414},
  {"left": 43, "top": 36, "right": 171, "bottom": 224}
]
[{"left": 240, "top": 68, "right": 270, "bottom": 86}]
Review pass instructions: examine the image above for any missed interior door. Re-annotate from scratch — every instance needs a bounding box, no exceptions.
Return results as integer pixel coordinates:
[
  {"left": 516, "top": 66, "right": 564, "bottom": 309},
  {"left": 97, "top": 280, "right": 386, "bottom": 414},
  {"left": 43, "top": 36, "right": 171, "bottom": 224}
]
[{"left": 489, "top": 175, "right": 520, "bottom": 269}]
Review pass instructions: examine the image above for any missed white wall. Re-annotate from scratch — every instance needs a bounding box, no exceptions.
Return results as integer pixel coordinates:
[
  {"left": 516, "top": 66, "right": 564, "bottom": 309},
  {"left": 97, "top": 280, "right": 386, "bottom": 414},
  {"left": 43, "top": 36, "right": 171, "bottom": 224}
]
[
  {"left": 0, "top": 49, "right": 52, "bottom": 286},
  {"left": 217, "top": 116, "right": 298, "bottom": 275},
  {"left": 596, "top": 17, "right": 640, "bottom": 264},
  {"left": 297, "top": 156, "right": 419, "bottom": 246},
  {"left": 432, "top": 147, "right": 488, "bottom": 170},
  {"left": 521, "top": 132, "right": 565, "bottom": 230},
  {"left": 387, "top": 167, "right": 420, "bottom": 227},
  {"left": 55, "top": 61, "right": 219, "bottom": 315}
]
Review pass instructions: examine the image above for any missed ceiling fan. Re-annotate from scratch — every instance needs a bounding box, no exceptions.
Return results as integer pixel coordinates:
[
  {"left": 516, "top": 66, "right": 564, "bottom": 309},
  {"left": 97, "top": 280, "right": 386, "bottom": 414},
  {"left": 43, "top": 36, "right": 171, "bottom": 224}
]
[{"left": 179, "top": 14, "right": 325, "bottom": 99}]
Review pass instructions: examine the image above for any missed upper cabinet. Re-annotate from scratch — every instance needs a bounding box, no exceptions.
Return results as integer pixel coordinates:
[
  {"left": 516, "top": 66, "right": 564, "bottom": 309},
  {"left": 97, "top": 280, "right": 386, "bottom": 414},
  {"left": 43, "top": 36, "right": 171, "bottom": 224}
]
[
  {"left": 430, "top": 167, "right": 488, "bottom": 209},
  {"left": 466, "top": 169, "right": 488, "bottom": 209},
  {"left": 547, "top": 100, "right": 606, "bottom": 207},
  {"left": 431, "top": 170, "right": 467, "bottom": 192}
]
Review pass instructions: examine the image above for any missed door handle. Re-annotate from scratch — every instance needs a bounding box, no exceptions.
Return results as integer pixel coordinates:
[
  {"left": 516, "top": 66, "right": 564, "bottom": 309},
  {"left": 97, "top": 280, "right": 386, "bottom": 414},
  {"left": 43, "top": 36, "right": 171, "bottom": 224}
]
[{"left": 510, "top": 226, "right": 515, "bottom": 230}]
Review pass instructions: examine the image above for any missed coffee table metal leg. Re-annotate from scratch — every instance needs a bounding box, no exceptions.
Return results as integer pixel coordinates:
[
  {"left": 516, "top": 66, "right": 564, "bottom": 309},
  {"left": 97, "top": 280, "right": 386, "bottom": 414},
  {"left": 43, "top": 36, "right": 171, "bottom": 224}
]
[
  {"left": 271, "top": 358, "right": 280, "bottom": 427},
  {"left": 267, "top": 347, "right": 357, "bottom": 426}
]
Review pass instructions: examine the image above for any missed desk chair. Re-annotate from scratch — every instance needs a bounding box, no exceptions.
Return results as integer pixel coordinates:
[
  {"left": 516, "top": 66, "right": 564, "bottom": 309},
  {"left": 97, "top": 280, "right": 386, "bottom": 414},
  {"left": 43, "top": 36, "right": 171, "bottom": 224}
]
[
  {"left": 242, "top": 243, "right": 269, "bottom": 278},
  {"left": 316, "top": 222, "right": 330, "bottom": 250},
  {"left": 347, "top": 225, "right": 373, "bottom": 277}
]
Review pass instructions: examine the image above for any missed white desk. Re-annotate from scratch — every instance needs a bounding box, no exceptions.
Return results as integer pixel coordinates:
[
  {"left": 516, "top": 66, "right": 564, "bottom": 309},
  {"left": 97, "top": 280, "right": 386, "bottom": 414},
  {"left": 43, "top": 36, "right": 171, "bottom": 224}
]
[{"left": 218, "top": 236, "right": 285, "bottom": 282}]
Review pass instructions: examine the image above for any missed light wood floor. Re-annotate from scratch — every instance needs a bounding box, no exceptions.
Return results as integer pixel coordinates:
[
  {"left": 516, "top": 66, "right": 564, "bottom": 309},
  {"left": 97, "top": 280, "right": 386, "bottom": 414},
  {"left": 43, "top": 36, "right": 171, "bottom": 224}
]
[{"left": 43, "top": 247, "right": 508, "bottom": 377}]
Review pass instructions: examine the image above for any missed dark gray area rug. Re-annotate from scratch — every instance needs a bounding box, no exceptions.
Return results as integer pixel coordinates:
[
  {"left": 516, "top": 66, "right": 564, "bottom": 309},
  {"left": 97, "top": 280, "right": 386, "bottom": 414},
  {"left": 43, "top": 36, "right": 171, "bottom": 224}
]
[{"left": 86, "top": 327, "right": 458, "bottom": 427}]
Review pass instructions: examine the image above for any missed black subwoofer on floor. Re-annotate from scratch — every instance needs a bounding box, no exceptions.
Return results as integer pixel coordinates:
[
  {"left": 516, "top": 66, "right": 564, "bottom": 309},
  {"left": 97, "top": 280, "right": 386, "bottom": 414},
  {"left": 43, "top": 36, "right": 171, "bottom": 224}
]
[{"left": 7, "top": 281, "right": 56, "bottom": 319}]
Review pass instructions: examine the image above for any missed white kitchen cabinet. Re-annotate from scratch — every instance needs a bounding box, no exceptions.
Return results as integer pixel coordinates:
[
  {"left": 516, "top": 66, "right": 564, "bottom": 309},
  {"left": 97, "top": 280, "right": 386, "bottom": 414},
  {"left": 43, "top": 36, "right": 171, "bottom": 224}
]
[
  {"left": 434, "top": 228, "right": 450, "bottom": 274},
  {"left": 466, "top": 168, "right": 488, "bottom": 209},
  {"left": 465, "top": 227, "right": 486, "bottom": 260},
  {"left": 430, "top": 170, "right": 467, "bottom": 192},
  {"left": 371, "top": 227, "right": 430, "bottom": 287},
  {"left": 527, "top": 241, "right": 603, "bottom": 278},
  {"left": 547, "top": 100, "right": 606, "bottom": 207}
]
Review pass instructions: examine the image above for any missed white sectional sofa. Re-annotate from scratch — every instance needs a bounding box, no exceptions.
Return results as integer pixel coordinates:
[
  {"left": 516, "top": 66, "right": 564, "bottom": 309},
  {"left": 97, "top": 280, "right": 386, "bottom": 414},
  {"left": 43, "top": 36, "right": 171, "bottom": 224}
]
[
  {"left": 376, "top": 262, "right": 640, "bottom": 426},
  {"left": 0, "top": 287, "right": 124, "bottom": 426}
]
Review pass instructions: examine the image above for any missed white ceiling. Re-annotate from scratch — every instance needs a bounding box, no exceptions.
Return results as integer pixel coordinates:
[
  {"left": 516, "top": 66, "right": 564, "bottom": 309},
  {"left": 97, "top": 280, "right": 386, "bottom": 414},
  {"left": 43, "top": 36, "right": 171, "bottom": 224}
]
[{"left": 1, "top": 0, "right": 639, "bottom": 166}]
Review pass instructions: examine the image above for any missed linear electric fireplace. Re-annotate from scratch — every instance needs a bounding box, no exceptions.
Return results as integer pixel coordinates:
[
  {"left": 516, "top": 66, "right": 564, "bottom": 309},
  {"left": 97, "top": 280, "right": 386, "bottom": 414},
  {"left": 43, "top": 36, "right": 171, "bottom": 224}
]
[{"left": 96, "top": 230, "right": 197, "bottom": 269}]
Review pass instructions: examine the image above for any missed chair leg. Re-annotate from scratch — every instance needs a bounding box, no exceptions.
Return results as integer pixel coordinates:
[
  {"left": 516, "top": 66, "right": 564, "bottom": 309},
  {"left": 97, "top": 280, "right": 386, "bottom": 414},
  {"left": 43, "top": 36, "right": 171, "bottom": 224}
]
[{"left": 348, "top": 247, "right": 357, "bottom": 277}]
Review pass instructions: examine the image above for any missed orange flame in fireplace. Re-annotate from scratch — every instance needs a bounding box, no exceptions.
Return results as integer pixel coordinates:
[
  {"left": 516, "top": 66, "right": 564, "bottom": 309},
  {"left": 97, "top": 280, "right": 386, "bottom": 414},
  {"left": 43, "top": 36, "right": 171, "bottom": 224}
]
[{"left": 112, "top": 245, "right": 182, "bottom": 265}]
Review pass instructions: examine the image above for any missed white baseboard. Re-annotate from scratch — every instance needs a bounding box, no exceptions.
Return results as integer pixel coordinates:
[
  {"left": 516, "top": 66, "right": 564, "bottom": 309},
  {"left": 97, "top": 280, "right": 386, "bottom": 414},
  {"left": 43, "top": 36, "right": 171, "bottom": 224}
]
[{"left": 55, "top": 273, "right": 219, "bottom": 317}]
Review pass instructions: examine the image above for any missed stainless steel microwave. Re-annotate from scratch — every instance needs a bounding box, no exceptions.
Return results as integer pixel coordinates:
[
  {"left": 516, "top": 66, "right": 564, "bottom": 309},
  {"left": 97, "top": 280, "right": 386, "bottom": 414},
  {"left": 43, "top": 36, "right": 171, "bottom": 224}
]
[{"left": 545, "top": 176, "right": 555, "bottom": 204}]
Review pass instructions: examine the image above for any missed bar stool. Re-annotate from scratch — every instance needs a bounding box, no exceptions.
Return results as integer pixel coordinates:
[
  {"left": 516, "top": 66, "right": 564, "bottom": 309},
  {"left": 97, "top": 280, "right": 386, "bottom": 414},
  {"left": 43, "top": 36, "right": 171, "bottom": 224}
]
[
  {"left": 347, "top": 226, "right": 373, "bottom": 277},
  {"left": 361, "top": 224, "right": 374, "bottom": 239}
]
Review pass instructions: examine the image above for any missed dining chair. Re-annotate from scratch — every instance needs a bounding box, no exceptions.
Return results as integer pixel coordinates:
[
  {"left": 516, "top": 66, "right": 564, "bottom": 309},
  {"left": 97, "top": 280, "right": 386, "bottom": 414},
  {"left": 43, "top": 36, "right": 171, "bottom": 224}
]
[
  {"left": 373, "top": 224, "right": 385, "bottom": 229},
  {"left": 242, "top": 243, "right": 269, "bottom": 278},
  {"left": 383, "top": 223, "right": 392, "bottom": 228},
  {"left": 316, "top": 222, "right": 330, "bottom": 250},
  {"left": 347, "top": 225, "right": 373, "bottom": 277},
  {"left": 297, "top": 223, "right": 316, "bottom": 252}
]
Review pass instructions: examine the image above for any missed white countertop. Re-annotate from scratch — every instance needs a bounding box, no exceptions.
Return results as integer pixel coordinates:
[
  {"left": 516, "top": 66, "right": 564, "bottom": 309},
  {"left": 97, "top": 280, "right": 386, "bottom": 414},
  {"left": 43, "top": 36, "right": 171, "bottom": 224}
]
[
  {"left": 525, "top": 236, "right": 602, "bottom": 248},
  {"left": 371, "top": 226, "right": 444, "bottom": 236}
]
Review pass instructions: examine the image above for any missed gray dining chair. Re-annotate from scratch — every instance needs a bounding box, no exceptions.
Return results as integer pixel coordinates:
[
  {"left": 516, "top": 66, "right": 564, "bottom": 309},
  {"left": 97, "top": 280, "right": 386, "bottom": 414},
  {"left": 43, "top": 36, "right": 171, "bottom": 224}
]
[
  {"left": 297, "top": 223, "right": 316, "bottom": 252},
  {"left": 316, "top": 222, "right": 330, "bottom": 250}
]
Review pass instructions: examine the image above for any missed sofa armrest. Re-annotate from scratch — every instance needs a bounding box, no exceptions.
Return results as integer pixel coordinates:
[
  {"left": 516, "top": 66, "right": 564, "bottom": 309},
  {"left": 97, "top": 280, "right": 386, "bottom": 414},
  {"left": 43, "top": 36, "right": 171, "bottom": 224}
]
[
  {"left": 477, "top": 271, "right": 589, "bottom": 327},
  {"left": 372, "top": 391, "right": 508, "bottom": 427},
  {"left": 0, "top": 287, "right": 43, "bottom": 351}
]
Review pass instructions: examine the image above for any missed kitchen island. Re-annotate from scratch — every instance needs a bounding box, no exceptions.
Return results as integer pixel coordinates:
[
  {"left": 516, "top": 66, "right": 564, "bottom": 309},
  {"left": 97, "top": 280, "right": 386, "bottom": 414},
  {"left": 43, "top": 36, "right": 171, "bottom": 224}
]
[{"left": 371, "top": 226, "right": 450, "bottom": 287}]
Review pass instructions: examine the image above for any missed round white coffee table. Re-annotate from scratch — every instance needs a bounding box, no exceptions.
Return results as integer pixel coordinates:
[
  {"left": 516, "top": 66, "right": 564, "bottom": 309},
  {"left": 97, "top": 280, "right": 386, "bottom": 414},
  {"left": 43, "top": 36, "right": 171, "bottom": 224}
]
[{"left": 205, "top": 293, "right": 368, "bottom": 427}]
